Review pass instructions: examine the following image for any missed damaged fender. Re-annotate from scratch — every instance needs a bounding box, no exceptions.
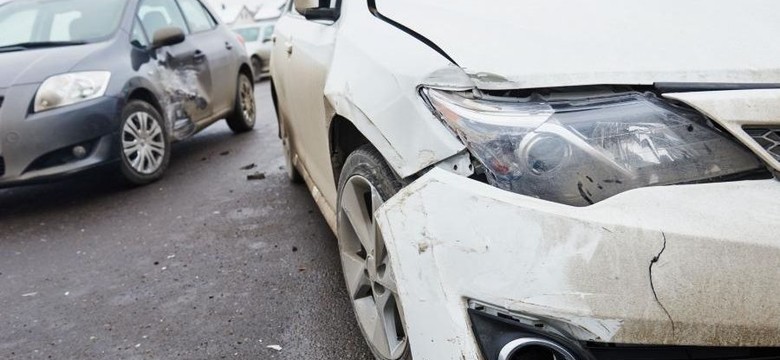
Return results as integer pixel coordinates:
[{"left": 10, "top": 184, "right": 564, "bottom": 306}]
[{"left": 323, "top": 0, "right": 465, "bottom": 179}]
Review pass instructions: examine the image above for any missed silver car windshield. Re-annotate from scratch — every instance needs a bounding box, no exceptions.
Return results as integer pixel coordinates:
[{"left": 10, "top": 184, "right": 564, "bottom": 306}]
[{"left": 0, "top": 0, "right": 126, "bottom": 49}]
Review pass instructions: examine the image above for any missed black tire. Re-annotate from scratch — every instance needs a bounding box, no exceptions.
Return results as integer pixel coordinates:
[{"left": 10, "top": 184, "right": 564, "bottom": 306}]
[
  {"left": 279, "top": 109, "right": 303, "bottom": 184},
  {"left": 338, "top": 145, "right": 405, "bottom": 202},
  {"left": 226, "top": 72, "right": 256, "bottom": 133},
  {"left": 118, "top": 100, "right": 171, "bottom": 186},
  {"left": 337, "top": 145, "right": 412, "bottom": 360},
  {"left": 251, "top": 57, "right": 263, "bottom": 82}
]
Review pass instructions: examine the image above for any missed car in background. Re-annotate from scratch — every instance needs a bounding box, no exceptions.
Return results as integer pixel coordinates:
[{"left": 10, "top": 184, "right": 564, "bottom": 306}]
[
  {"left": 271, "top": 0, "right": 780, "bottom": 359},
  {"left": 233, "top": 20, "right": 275, "bottom": 82},
  {"left": 0, "top": 0, "right": 255, "bottom": 187}
]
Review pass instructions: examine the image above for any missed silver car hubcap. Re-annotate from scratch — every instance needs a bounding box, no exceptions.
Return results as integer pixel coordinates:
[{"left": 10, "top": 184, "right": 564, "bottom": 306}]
[
  {"left": 338, "top": 176, "right": 407, "bottom": 360},
  {"left": 240, "top": 77, "right": 255, "bottom": 125},
  {"left": 122, "top": 111, "right": 165, "bottom": 175}
]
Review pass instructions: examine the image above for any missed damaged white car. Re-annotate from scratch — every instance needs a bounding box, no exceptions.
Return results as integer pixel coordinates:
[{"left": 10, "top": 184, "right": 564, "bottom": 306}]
[{"left": 270, "top": 0, "right": 780, "bottom": 359}]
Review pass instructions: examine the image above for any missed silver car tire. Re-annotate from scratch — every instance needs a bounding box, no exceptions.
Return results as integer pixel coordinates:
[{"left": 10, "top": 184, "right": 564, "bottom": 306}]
[
  {"left": 336, "top": 145, "right": 411, "bottom": 360},
  {"left": 118, "top": 100, "right": 171, "bottom": 186},
  {"left": 226, "top": 72, "right": 256, "bottom": 134}
]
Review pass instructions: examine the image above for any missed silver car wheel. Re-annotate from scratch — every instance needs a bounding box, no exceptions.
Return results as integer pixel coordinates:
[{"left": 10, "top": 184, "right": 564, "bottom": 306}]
[
  {"left": 338, "top": 175, "right": 408, "bottom": 360},
  {"left": 239, "top": 76, "right": 256, "bottom": 126},
  {"left": 122, "top": 111, "right": 166, "bottom": 175}
]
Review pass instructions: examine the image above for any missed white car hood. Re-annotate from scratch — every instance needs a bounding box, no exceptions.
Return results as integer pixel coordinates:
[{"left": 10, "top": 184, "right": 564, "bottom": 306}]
[{"left": 377, "top": 0, "right": 780, "bottom": 89}]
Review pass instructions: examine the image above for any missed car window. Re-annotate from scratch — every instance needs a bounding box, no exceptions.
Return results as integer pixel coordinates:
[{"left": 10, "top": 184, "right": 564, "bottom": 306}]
[
  {"left": 234, "top": 27, "right": 260, "bottom": 42},
  {"left": 0, "top": 0, "right": 125, "bottom": 47},
  {"left": 130, "top": 18, "right": 149, "bottom": 47},
  {"left": 262, "top": 24, "right": 274, "bottom": 40},
  {"left": 138, "top": 0, "right": 190, "bottom": 40},
  {"left": 0, "top": 8, "right": 36, "bottom": 45},
  {"left": 177, "top": 0, "right": 214, "bottom": 33},
  {"left": 49, "top": 11, "right": 80, "bottom": 41}
]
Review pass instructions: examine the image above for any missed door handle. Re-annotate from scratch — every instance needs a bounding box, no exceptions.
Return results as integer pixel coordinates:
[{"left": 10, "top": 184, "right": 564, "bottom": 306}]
[
  {"left": 225, "top": 41, "right": 233, "bottom": 50},
  {"left": 271, "top": 35, "right": 277, "bottom": 44},
  {"left": 193, "top": 50, "right": 206, "bottom": 62},
  {"left": 285, "top": 42, "right": 293, "bottom": 56}
]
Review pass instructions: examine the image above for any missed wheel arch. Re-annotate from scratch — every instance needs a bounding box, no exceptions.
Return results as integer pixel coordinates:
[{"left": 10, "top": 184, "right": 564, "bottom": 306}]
[
  {"left": 329, "top": 115, "right": 372, "bottom": 185},
  {"left": 239, "top": 62, "right": 254, "bottom": 84},
  {"left": 127, "top": 86, "right": 164, "bottom": 120}
]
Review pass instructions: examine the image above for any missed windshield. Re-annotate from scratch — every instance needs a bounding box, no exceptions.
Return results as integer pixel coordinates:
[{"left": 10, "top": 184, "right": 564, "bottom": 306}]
[
  {"left": 234, "top": 27, "right": 261, "bottom": 42},
  {"left": 0, "top": 0, "right": 126, "bottom": 48}
]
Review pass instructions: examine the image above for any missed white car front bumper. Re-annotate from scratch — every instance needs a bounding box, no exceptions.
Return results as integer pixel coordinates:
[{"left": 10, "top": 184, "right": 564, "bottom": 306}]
[{"left": 376, "top": 168, "right": 780, "bottom": 360}]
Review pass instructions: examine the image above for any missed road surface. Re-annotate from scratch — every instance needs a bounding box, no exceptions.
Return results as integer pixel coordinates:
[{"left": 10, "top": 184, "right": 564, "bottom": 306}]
[{"left": 0, "top": 81, "right": 373, "bottom": 359}]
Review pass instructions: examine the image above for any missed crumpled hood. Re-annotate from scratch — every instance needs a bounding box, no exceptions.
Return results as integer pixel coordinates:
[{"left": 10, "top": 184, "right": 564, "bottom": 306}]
[
  {"left": 377, "top": 0, "right": 780, "bottom": 90},
  {"left": 0, "top": 43, "right": 102, "bottom": 88}
]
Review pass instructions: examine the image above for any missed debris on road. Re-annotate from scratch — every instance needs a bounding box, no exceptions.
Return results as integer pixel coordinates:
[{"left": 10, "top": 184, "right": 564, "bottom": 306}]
[
  {"left": 247, "top": 172, "right": 266, "bottom": 181},
  {"left": 21, "top": 292, "right": 38, "bottom": 297},
  {"left": 266, "top": 345, "right": 282, "bottom": 351},
  {"left": 220, "top": 151, "right": 230, "bottom": 156},
  {"left": 240, "top": 163, "right": 256, "bottom": 170}
]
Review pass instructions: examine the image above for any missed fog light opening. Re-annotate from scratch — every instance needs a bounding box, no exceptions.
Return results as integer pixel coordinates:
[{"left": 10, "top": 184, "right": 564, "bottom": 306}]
[
  {"left": 72, "top": 146, "right": 88, "bottom": 159},
  {"left": 498, "top": 338, "right": 576, "bottom": 360}
]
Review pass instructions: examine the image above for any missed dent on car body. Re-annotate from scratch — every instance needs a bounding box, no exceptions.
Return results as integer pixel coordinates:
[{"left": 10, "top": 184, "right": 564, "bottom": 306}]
[
  {"left": 148, "top": 49, "right": 210, "bottom": 140},
  {"left": 321, "top": 0, "right": 465, "bottom": 179}
]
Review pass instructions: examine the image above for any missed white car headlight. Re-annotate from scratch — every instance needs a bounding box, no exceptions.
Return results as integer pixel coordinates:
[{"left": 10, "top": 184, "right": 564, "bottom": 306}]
[
  {"left": 34, "top": 71, "right": 111, "bottom": 112},
  {"left": 422, "top": 88, "right": 766, "bottom": 206}
]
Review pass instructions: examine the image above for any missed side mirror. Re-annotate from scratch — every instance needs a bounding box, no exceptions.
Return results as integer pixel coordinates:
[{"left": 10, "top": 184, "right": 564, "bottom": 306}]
[
  {"left": 151, "top": 27, "right": 185, "bottom": 50},
  {"left": 294, "top": 0, "right": 339, "bottom": 21},
  {"left": 294, "top": 0, "right": 318, "bottom": 13}
]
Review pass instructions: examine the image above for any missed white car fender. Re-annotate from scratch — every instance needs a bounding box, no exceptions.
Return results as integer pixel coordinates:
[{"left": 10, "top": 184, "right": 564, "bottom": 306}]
[{"left": 322, "top": 0, "right": 465, "bottom": 179}]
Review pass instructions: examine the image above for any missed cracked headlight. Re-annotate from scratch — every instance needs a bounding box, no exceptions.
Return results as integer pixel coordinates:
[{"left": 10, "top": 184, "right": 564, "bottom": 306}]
[
  {"left": 34, "top": 71, "right": 111, "bottom": 112},
  {"left": 422, "top": 89, "right": 764, "bottom": 206}
]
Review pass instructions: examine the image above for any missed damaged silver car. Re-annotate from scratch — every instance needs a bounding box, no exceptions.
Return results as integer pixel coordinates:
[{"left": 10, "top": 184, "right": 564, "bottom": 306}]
[
  {"left": 271, "top": 0, "right": 780, "bottom": 359},
  {"left": 0, "top": 0, "right": 255, "bottom": 186}
]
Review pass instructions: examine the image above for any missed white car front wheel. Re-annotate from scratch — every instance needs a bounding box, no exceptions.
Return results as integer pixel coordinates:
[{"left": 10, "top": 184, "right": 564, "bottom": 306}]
[{"left": 337, "top": 145, "right": 411, "bottom": 360}]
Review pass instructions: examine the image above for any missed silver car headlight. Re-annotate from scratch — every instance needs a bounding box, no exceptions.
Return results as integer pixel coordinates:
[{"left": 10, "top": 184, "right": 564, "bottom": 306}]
[
  {"left": 422, "top": 88, "right": 765, "bottom": 206},
  {"left": 34, "top": 71, "right": 111, "bottom": 112}
]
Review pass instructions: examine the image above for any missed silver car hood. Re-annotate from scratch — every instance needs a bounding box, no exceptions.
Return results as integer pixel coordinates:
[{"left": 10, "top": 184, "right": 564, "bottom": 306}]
[{"left": 377, "top": 0, "right": 780, "bottom": 89}]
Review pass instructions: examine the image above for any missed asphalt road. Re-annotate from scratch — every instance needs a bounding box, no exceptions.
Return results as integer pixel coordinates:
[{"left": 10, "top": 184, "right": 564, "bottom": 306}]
[{"left": 0, "top": 82, "right": 373, "bottom": 360}]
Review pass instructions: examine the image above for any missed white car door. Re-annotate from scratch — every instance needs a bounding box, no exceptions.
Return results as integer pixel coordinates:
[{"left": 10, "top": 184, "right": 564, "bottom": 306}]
[{"left": 275, "top": 0, "right": 340, "bottom": 209}]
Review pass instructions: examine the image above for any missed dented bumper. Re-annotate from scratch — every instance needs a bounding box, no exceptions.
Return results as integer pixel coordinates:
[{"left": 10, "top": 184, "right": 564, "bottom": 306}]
[{"left": 376, "top": 168, "right": 780, "bottom": 359}]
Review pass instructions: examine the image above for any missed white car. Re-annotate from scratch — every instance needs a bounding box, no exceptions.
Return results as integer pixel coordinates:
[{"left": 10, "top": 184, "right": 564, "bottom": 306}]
[
  {"left": 271, "top": 1, "right": 780, "bottom": 359},
  {"left": 233, "top": 20, "right": 275, "bottom": 81}
]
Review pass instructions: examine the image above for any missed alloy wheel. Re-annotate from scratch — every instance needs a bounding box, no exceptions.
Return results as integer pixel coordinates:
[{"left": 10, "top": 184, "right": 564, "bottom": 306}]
[
  {"left": 122, "top": 111, "right": 166, "bottom": 175},
  {"left": 338, "top": 176, "right": 408, "bottom": 360},
  {"left": 239, "top": 76, "right": 256, "bottom": 126}
]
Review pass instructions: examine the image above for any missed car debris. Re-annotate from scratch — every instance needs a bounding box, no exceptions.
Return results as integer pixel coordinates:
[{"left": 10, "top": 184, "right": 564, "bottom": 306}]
[{"left": 246, "top": 172, "right": 266, "bottom": 181}]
